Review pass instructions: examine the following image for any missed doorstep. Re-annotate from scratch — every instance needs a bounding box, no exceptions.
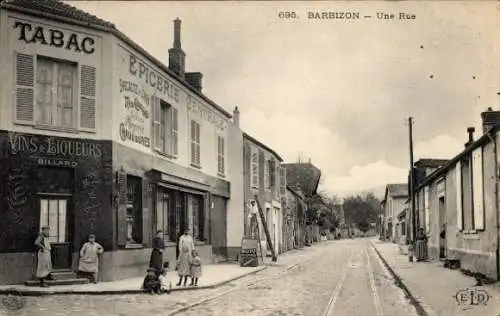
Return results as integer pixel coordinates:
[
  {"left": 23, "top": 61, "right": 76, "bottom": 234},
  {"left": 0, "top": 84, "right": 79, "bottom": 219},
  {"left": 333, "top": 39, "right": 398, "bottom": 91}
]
[{"left": 0, "top": 264, "right": 266, "bottom": 296}]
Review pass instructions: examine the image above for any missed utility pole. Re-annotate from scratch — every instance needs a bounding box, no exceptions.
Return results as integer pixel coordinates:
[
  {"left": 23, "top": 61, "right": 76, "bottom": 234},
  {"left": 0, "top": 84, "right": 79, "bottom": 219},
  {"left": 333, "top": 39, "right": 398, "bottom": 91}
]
[{"left": 408, "top": 117, "right": 417, "bottom": 242}]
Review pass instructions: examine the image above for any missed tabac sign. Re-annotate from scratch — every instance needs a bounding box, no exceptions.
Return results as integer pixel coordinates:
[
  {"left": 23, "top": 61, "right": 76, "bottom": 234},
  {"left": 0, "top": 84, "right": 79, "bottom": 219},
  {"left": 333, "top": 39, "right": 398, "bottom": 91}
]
[{"left": 13, "top": 21, "right": 96, "bottom": 54}]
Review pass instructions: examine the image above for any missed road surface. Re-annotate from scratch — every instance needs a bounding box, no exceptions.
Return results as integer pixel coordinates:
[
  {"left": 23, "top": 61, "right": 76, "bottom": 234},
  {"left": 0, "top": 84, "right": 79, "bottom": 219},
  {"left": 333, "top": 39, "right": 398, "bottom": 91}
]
[{"left": 0, "top": 239, "right": 417, "bottom": 316}]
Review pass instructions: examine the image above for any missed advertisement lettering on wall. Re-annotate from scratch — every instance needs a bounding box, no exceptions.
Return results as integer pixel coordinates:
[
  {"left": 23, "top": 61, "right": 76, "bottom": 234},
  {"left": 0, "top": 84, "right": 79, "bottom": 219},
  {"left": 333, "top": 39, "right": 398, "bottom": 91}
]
[{"left": 119, "top": 44, "right": 229, "bottom": 134}]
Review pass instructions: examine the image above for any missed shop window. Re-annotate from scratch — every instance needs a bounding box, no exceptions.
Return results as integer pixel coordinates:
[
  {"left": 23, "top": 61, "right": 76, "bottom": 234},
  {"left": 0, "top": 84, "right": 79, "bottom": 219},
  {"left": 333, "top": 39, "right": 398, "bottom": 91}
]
[
  {"left": 217, "top": 135, "right": 225, "bottom": 176},
  {"left": 152, "top": 97, "right": 178, "bottom": 157},
  {"left": 126, "top": 176, "right": 143, "bottom": 244},
  {"left": 190, "top": 120, "right": 201, "bottom": 167},
  {"left": 39, "top": 198, "right": 68, "bottom": 243},
  {"left": 14, "top": 53, "right": 96, "bottom": 131},
  {"left": 156, "top": 189, "right": 171, "bottom": 241},
  {"left": 190, "top": 195, "right": 205, "bottom": 241}
]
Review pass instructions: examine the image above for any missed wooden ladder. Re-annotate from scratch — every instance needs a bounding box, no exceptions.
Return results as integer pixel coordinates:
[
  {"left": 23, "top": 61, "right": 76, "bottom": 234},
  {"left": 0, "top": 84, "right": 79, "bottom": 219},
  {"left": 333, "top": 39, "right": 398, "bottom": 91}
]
[{"left": 254, "top": 195, "right": 278, "bottom": 262}]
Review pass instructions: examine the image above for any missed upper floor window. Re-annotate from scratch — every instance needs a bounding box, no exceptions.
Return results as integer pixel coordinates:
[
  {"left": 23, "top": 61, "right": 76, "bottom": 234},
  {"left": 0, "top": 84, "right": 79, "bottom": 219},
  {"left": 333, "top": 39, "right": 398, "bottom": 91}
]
[
  {"left": 14, "top": 53, "right": 96, "bottom": 132},
  {"left": 152, "top": 97, "right": 178, "bottom": 157},
  {"left": 217, "top": 135, "right": 225, "bottom": 176},
  {"left": 190, "top": 120, "right": 201, "bottom": 167},
  {"left": 250, "top": 148, "right": 259, "bottom": 188},
  {"left": 264, "top": 158, "right": 270, "bottom": 189}
]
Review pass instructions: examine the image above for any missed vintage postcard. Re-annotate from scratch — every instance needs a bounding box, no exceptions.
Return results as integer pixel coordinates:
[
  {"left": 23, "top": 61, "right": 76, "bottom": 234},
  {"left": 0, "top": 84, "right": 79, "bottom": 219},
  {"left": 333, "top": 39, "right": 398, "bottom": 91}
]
[{"left": 0, "top": 0, "right": 498, "bottom": 315}]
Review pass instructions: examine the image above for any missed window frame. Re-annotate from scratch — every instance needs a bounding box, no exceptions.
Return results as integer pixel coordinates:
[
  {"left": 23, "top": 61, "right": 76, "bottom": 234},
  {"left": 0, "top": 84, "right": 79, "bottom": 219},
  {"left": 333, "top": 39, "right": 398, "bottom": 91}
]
[{"left": 35, "top": 56, "right": 78, "bottom": 132}]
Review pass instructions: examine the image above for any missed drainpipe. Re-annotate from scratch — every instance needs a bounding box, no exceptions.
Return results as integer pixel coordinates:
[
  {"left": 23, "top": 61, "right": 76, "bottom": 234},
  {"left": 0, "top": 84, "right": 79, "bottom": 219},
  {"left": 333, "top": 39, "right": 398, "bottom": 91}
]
[{"left": 487, "top": 130, "right": 500, "bottom": 281}]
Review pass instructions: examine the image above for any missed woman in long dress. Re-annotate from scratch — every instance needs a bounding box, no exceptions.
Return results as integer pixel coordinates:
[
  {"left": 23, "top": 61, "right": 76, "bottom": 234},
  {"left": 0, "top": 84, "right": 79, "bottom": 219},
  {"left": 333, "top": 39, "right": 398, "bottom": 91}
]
[
  {"left": 176, "top": 227, "right": 195, "bottom": 286},
  {"left": 34, "top": 226, "right": 53, "bottom": 287},
  {"left": 149, "top": 230, "right": 165, "bottom": 275},
  {"left": 78, "top": 234, "right": 104, "bottom": 283},
  {"left": 416, "top": 228, "right": 428, "bottom": 261}
]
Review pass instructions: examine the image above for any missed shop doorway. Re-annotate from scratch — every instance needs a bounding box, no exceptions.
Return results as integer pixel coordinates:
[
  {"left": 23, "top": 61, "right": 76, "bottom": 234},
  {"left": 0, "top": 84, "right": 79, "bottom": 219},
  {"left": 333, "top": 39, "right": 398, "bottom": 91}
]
[
  {"left": 438, "top": 196, "right": 447, "bottom": 259},
  {"left": 39, "top": 195, "right": 73, "bottom": 270}
]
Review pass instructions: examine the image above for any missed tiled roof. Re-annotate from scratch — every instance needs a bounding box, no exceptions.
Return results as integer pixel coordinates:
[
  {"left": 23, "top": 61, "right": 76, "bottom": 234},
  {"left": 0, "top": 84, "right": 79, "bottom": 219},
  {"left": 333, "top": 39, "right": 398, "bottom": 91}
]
[
  {"left": 243, "top": 133, "right": 283, "bottom": 161},
  {"left": 1, "top": 0, "right": 233, "bottom": 118},
  {"left": 414, "top": 159, "right": 450, "bottom": 169},
  {"left": 282, "top": 163, "right": 321, "bottom": 197},
  {"left": 1, "top": 0, "right": 116, "bottom": 29}
]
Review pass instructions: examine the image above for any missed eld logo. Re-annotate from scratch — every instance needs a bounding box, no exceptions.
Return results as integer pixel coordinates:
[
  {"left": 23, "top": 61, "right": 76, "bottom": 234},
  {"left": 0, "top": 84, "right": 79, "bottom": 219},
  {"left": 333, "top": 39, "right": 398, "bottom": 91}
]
[{"left": 453, "top": 288, "right": 491, "bottom": 307}]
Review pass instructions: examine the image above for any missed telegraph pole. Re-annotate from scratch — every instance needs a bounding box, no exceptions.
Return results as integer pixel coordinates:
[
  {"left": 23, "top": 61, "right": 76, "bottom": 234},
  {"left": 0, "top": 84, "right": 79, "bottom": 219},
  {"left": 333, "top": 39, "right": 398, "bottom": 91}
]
[{"left": 408, "top": 117, "right": 417, "bottom": 242}]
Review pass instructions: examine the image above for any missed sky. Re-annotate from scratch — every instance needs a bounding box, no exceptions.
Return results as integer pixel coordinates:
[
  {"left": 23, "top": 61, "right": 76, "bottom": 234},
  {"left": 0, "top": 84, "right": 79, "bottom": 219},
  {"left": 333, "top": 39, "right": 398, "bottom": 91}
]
[{"left": 69, "top": 1, "right": 500, "bottom": 198}]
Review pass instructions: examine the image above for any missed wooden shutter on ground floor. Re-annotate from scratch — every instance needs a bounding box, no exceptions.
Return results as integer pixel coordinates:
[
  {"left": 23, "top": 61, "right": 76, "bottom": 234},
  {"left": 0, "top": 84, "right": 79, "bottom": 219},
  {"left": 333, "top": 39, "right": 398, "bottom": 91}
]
[
  {"left": 117, "top": 168, "right": 128, "bottom": 246},
  {"left": 14, "top": 52, "right": 35, "bottom": 125},
  {"left": 456, "top": 161, "right": 463, "bottom": 231},
  {"left": 472, "top": 147, "right": 485, "bottom": 230},
  {"left": 142, "top": 178, "right": 152, "bottom": 246},
  {"left": 79, "top": 65, "right": 96, "bottom": 131}
]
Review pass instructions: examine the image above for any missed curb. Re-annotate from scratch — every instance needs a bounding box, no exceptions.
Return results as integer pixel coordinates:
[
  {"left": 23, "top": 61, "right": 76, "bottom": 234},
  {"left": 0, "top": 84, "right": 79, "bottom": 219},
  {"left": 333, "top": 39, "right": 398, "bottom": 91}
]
[
  {"left": 0, "top": 266, "right": 267, "bottom": 297},
  {"left": 370, "top": 242, "right": 428, "bottom": 316}
]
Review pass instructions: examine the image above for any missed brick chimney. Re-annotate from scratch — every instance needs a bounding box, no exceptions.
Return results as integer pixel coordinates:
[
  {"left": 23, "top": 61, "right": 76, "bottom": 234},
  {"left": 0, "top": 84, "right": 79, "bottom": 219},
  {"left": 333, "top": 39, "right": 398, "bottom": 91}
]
[
  {"left": 233, "top": 106, "right": 240, "bottom": 126},
  {"left": 480, "top": 107, "right": 500, "bottom": 133},
  {"left": 185, "top": 72, "right": 202, "bottom": 91},
  {"left": 168, "top": 18, "right": 185, "bottom": 78},
  {"left": 465, "top": 127, "right": 475, "bottom": 147}
]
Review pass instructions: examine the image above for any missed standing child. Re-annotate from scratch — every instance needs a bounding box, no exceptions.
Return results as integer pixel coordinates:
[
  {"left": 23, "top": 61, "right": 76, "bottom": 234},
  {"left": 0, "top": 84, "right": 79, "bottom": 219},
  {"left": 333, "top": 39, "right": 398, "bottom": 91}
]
[
  {"left": 190, "top": 250, "right": 202, "bottom": 286},
  {"left": 408, "top": 240, "right": 414, "bottom": 262}
]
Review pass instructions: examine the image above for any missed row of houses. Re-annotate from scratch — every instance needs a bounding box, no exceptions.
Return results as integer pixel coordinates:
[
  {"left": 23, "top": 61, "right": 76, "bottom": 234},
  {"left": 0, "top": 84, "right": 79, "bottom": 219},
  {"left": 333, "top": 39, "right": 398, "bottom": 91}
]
[
  {"left": 0, "top": 0, "right": 324, "bottom": 284},
  {"left": 382, "top": 107, "right": 500, "bottom": 281}
]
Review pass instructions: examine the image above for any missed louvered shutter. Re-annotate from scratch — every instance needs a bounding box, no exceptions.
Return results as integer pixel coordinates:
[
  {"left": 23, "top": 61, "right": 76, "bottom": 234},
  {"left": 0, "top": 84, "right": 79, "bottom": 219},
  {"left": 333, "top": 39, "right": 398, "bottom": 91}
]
[
  {"left": 79, "top": 65, "right": 96, "bottom": 131},
  {"left": 279, "top": 166, "right": 287, "bottom": 196},
  {"left": 456, "top": 161, "right": 463, "bottom": 231},
  {"left": 472, "top": 147, "right": 484, "bottom": 230},
  {"left": 196, "top": 122, "right": 201, "bottom": 165},
  {"left": 424, "top": 186, "right": 430, "bottom": 233},
  {"left": 117, "top": 169, "right": 128, "bottom": 246},
  {"left": 171, "top": 107, "right": 178, "bottom": 156},
  {"left": 151, "top": 96, "right": 161, "bottom": 150},
  {"left": 14, "top": 52, "right": 35, "bottom": 125}
]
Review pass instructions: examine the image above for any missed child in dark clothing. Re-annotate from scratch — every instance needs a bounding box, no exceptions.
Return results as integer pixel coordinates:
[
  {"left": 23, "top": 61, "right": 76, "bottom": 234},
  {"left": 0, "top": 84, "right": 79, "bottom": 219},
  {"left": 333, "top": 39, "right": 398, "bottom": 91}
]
[{"left": 142, "top": 268, "right": 161, "bottom": 294}]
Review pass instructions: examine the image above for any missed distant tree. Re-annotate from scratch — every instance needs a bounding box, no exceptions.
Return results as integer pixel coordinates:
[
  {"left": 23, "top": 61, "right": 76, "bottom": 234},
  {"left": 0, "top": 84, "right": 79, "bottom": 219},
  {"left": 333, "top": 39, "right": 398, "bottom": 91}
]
[
  {"left": 343, "top": 192, "right": 381, "bottom": 233},
  {"left": 316, "top": 191, "right": 340, "bottom": 231}
]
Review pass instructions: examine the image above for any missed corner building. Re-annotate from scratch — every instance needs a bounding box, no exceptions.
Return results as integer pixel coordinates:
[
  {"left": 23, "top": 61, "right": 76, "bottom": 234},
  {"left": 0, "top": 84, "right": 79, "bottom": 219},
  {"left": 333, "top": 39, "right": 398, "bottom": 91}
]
[{"left": 0, "top": 0, "right": 240, "bottom": 284}]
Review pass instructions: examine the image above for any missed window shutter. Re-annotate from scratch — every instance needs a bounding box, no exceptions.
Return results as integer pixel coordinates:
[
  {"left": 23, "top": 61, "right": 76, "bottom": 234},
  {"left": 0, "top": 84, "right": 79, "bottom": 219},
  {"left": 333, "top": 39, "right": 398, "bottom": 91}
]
[
  {"left": 251, "top": 149, "right": 258, "bottom": 188},
  {"left": 152, "top": 96, "right": 161, "bottom": 150},
  {"left": 472, "top": 147, "right": 484, "bottom": 230},
  {"left": 171, "top": 107, "right": 178, "bottom": 156},
  {"left": 196, "top": 122, "right": 201, "bottom": 165},
  {"left": 270, "top": 160, "right": 276, "bottom": 187},
  {"left": 424, "top": 187, "right": 430, "bottom": 233},
  {"left": 79, "top": 65, "right": 96, "bottom": 131},
  {"left": 117, "top": 169, "right": 128, "bottom": 246},
  {"left": 279, "top": 166, "right": 287, "bottom": 196},
  {"left": 456, "top": 161, "right": 463, "bottom": 231},
  {"left": 14, "top": 52, "right": 35, "bottom": 125}
]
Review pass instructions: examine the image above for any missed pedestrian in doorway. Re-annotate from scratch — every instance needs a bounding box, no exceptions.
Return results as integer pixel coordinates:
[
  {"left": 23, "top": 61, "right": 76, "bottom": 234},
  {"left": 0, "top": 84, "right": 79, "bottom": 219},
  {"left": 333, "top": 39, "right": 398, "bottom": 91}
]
[
  {"left": 78, "top": 234, "right": 104, "bottom": 283},
  {"left": 149, "top": 230, "right": 165, "bottom": 275},
  {"left": 176, "top": 227, "right": 195, "bottom": 286},
  {"left": 416, "top": 228, "right": 428, "bottom": 261},
  {"left": 34, "top": 226, "right": 54, "bottom": 287},
  {"left": 190, "top": 250, "right": 202, "bottom": 286}
]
